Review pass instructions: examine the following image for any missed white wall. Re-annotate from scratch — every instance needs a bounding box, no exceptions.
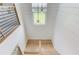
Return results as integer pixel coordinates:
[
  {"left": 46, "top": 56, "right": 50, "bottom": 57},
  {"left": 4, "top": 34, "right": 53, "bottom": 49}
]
[
  {"left": 53, "top": 3, "right": 79, "bottom": 55},
  {"left": 47, "top": 3, "right": 59, "bottom": 39},
  {"left": 20, "top": 3, "right": 59, "bottom": 39},
  {"left": 15, "top": 3, "right": 29, "bottom": 49},
  {"left": 16, "top": 3, "right": 32, "bottom": 39},
  {"left": 0, "top": 4, "right": 26, "bottom": 55},
  {"left": 0, "top": 26, "right": 25, "bottom": 55}
]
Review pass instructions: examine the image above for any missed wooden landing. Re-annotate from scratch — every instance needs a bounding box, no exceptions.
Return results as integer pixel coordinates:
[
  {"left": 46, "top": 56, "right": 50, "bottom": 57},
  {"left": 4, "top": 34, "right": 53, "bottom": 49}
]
[{"left": 24, "top": 40, "right": 59, "bottom": 55}]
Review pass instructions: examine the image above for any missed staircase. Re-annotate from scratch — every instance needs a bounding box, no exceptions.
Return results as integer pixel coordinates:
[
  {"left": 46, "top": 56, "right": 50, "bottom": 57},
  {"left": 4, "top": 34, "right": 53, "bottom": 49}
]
[
  {"left": 24, "top": 39, "right": 59, "bottom": 55},
  {"left": 0, "top": 4, "right": 20, "bottom": 43}
]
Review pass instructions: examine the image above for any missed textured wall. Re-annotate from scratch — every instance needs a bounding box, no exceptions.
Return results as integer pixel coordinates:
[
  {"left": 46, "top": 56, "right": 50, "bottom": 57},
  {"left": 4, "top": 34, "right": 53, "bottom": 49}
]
[{"left": 53, "top": 3, "right": 79, "bottom": 55}]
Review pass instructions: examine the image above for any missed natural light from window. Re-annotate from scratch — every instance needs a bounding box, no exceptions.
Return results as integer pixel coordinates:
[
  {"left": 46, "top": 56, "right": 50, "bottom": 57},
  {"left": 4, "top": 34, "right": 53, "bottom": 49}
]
[{"left": 32, "top": 3, "right": 47, "bottom": 25}]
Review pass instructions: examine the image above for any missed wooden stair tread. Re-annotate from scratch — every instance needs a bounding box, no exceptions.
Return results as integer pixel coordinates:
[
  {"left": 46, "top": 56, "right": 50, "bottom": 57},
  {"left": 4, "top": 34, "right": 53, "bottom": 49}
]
[
  {"left": 25, "top": 49, "right": 39, "bottom": 52},
  {"left": 24, "top": 40, "right": 59, "bottom": 55}
]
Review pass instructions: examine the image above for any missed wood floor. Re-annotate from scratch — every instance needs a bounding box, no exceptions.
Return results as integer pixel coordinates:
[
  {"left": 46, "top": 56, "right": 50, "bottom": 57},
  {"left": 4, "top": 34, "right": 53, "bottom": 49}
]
[{"left": 24, "top": 40, "right": 59, "bottom": 55}]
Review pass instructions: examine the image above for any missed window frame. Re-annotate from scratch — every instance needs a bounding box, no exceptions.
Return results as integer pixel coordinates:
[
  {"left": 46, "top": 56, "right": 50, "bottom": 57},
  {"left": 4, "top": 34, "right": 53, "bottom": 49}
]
[{"left": 32, "top": 4, "right": 47, "bottom": 25}]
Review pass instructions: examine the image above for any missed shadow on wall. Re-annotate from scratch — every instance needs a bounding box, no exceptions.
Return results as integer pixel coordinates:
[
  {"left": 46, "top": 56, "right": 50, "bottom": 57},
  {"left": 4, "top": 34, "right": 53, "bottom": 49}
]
[{"left": 11, "top": 45, "right": 22, "bottom": 55}]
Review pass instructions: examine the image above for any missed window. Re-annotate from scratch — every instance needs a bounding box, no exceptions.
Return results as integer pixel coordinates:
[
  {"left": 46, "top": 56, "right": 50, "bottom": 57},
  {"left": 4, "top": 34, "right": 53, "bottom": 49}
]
[
  {"left": 0, "top": 4, "right": 20, "bottom": 43},
  {"left": 32, "top": 3, "right": 47, "bottom": 25}
]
